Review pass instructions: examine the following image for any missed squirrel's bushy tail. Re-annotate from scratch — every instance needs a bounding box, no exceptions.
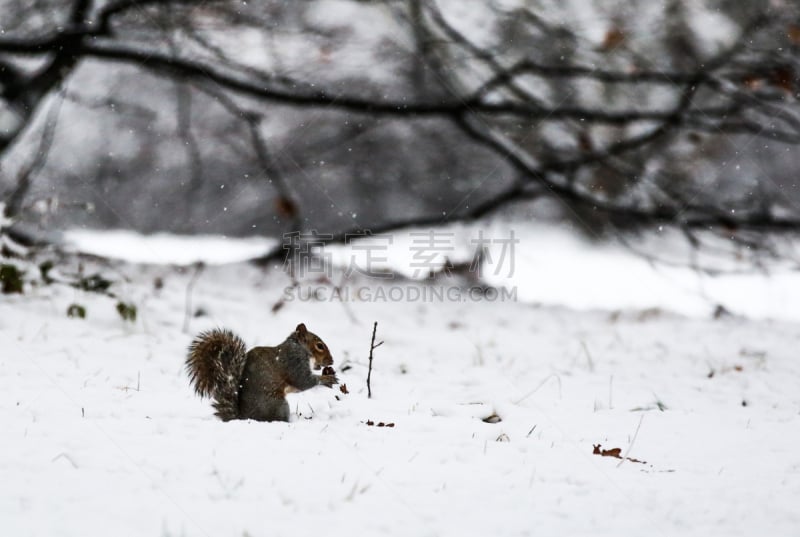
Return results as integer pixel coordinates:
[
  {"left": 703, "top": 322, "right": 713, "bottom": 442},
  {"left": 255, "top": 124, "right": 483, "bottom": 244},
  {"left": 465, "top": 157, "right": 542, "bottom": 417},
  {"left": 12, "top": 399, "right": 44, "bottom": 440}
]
[{"left": 186, "top": 328, "right": 248, "bottom": 421}]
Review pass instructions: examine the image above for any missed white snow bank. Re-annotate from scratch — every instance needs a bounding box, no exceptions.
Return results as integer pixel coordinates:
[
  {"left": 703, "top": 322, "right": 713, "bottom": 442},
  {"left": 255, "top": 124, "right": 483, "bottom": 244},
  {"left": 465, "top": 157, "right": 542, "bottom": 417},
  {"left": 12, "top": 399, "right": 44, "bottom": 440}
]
[
  {"left": 489, "top": 225, "right": 800, "bottom": 322},
  {"left": 64, "top": 229, "right": 276, "bottom": 266},
  {"left": 63, "top": 225, "right": 800, "bottom": 322}
]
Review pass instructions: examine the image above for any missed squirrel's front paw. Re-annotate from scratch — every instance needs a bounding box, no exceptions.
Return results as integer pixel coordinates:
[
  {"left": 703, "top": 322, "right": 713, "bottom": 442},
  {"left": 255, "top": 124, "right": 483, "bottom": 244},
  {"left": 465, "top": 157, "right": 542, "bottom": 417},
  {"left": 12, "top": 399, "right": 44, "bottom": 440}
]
[{"left": 319, "top": 368, "right": 338, "bottom": 387}]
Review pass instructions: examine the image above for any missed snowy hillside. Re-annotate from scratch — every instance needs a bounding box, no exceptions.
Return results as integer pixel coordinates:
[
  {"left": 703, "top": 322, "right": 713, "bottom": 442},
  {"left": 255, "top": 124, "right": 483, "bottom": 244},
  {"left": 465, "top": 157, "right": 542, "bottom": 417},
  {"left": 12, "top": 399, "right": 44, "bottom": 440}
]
[{"left": 3, "top": 245, "right": 799, "bottom": 536}]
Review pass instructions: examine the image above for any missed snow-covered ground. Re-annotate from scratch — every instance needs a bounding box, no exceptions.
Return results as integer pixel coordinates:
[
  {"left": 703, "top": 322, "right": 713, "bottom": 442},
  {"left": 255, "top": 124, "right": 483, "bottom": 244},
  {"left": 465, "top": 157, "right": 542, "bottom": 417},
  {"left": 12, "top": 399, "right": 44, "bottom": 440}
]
[{"left": 3, "top": 231, "right": 800, "bottom": 536}]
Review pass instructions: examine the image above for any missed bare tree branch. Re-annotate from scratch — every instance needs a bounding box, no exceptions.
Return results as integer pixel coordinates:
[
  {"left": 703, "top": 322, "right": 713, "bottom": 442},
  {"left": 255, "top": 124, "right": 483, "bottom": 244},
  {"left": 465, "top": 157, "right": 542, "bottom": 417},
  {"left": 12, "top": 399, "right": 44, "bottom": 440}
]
[
  {"left": 1, "top": 0, "right": 799, "bottom": 258},
  {"left": 191, "top": 82, "right": 302, "bottom": 232},
  {"left": 4, "top": 93, "right": 64, "bottom": 219}
]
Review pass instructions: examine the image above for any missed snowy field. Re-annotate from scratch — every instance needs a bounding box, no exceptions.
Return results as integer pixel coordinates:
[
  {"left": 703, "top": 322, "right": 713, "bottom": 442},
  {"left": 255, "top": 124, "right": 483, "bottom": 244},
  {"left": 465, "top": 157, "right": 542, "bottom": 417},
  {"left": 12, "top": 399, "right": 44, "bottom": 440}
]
[{"left": 3, "top": 232, "right": 800, "bottom": 536}]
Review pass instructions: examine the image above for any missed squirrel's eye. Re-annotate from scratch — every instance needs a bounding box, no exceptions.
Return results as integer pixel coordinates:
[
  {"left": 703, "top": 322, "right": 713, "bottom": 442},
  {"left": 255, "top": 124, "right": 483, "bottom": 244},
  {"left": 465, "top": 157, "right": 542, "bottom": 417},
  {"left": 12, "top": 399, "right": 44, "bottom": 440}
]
[{"left": 316, "top": 342, "right": 325, "bottom": 351}]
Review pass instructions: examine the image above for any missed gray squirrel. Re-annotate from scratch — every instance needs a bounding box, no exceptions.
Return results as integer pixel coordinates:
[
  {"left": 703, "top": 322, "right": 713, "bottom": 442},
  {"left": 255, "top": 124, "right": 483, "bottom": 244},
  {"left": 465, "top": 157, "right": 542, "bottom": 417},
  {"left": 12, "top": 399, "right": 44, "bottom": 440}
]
[{"left": 186, "top": 323, "right": 338, "bottom": 421}]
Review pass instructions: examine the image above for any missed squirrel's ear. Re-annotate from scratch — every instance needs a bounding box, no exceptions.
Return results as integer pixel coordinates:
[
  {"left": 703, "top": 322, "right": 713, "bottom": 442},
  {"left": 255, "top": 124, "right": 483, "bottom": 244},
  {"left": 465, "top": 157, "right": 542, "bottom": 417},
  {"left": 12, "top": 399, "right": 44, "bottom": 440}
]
[{"left": 295, "top": 323, "right": 307, "bottom": 336}]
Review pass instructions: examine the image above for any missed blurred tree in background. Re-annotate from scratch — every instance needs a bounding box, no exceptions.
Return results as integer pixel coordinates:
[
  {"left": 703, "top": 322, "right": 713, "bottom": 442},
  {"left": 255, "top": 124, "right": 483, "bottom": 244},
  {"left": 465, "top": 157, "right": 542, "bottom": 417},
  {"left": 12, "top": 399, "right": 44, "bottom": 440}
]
[{"left": 1, "top": 0, "right": 800, "bottom": 260}]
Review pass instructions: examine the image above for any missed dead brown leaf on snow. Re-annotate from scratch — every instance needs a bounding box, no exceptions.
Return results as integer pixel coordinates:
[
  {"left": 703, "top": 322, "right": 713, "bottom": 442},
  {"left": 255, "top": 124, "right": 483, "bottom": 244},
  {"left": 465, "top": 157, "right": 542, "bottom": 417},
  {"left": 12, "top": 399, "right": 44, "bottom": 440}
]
[{"left": 593, "top": 444, "right": 646, "bottom": 464}]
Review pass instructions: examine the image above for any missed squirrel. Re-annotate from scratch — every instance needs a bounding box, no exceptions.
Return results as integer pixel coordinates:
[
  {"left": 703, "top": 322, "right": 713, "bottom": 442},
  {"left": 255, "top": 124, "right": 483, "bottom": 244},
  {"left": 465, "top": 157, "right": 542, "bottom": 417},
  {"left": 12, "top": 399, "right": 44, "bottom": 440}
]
[{"left": 185, "top": 323, "right": 338, "bottom": 422}]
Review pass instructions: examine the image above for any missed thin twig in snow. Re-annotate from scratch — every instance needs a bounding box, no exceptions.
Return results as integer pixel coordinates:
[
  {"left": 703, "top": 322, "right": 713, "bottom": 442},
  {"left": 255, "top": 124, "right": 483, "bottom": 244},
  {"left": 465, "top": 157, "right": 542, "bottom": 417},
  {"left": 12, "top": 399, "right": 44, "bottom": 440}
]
[
  {"left": 617, "top": 414, "right": 645, "bottom": 468},
  {"left": 366, "top": 321, "right": 383, "bottom": 399},
  {"left": 514, "top": 373, "right": 562, "bottom": 404}
]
